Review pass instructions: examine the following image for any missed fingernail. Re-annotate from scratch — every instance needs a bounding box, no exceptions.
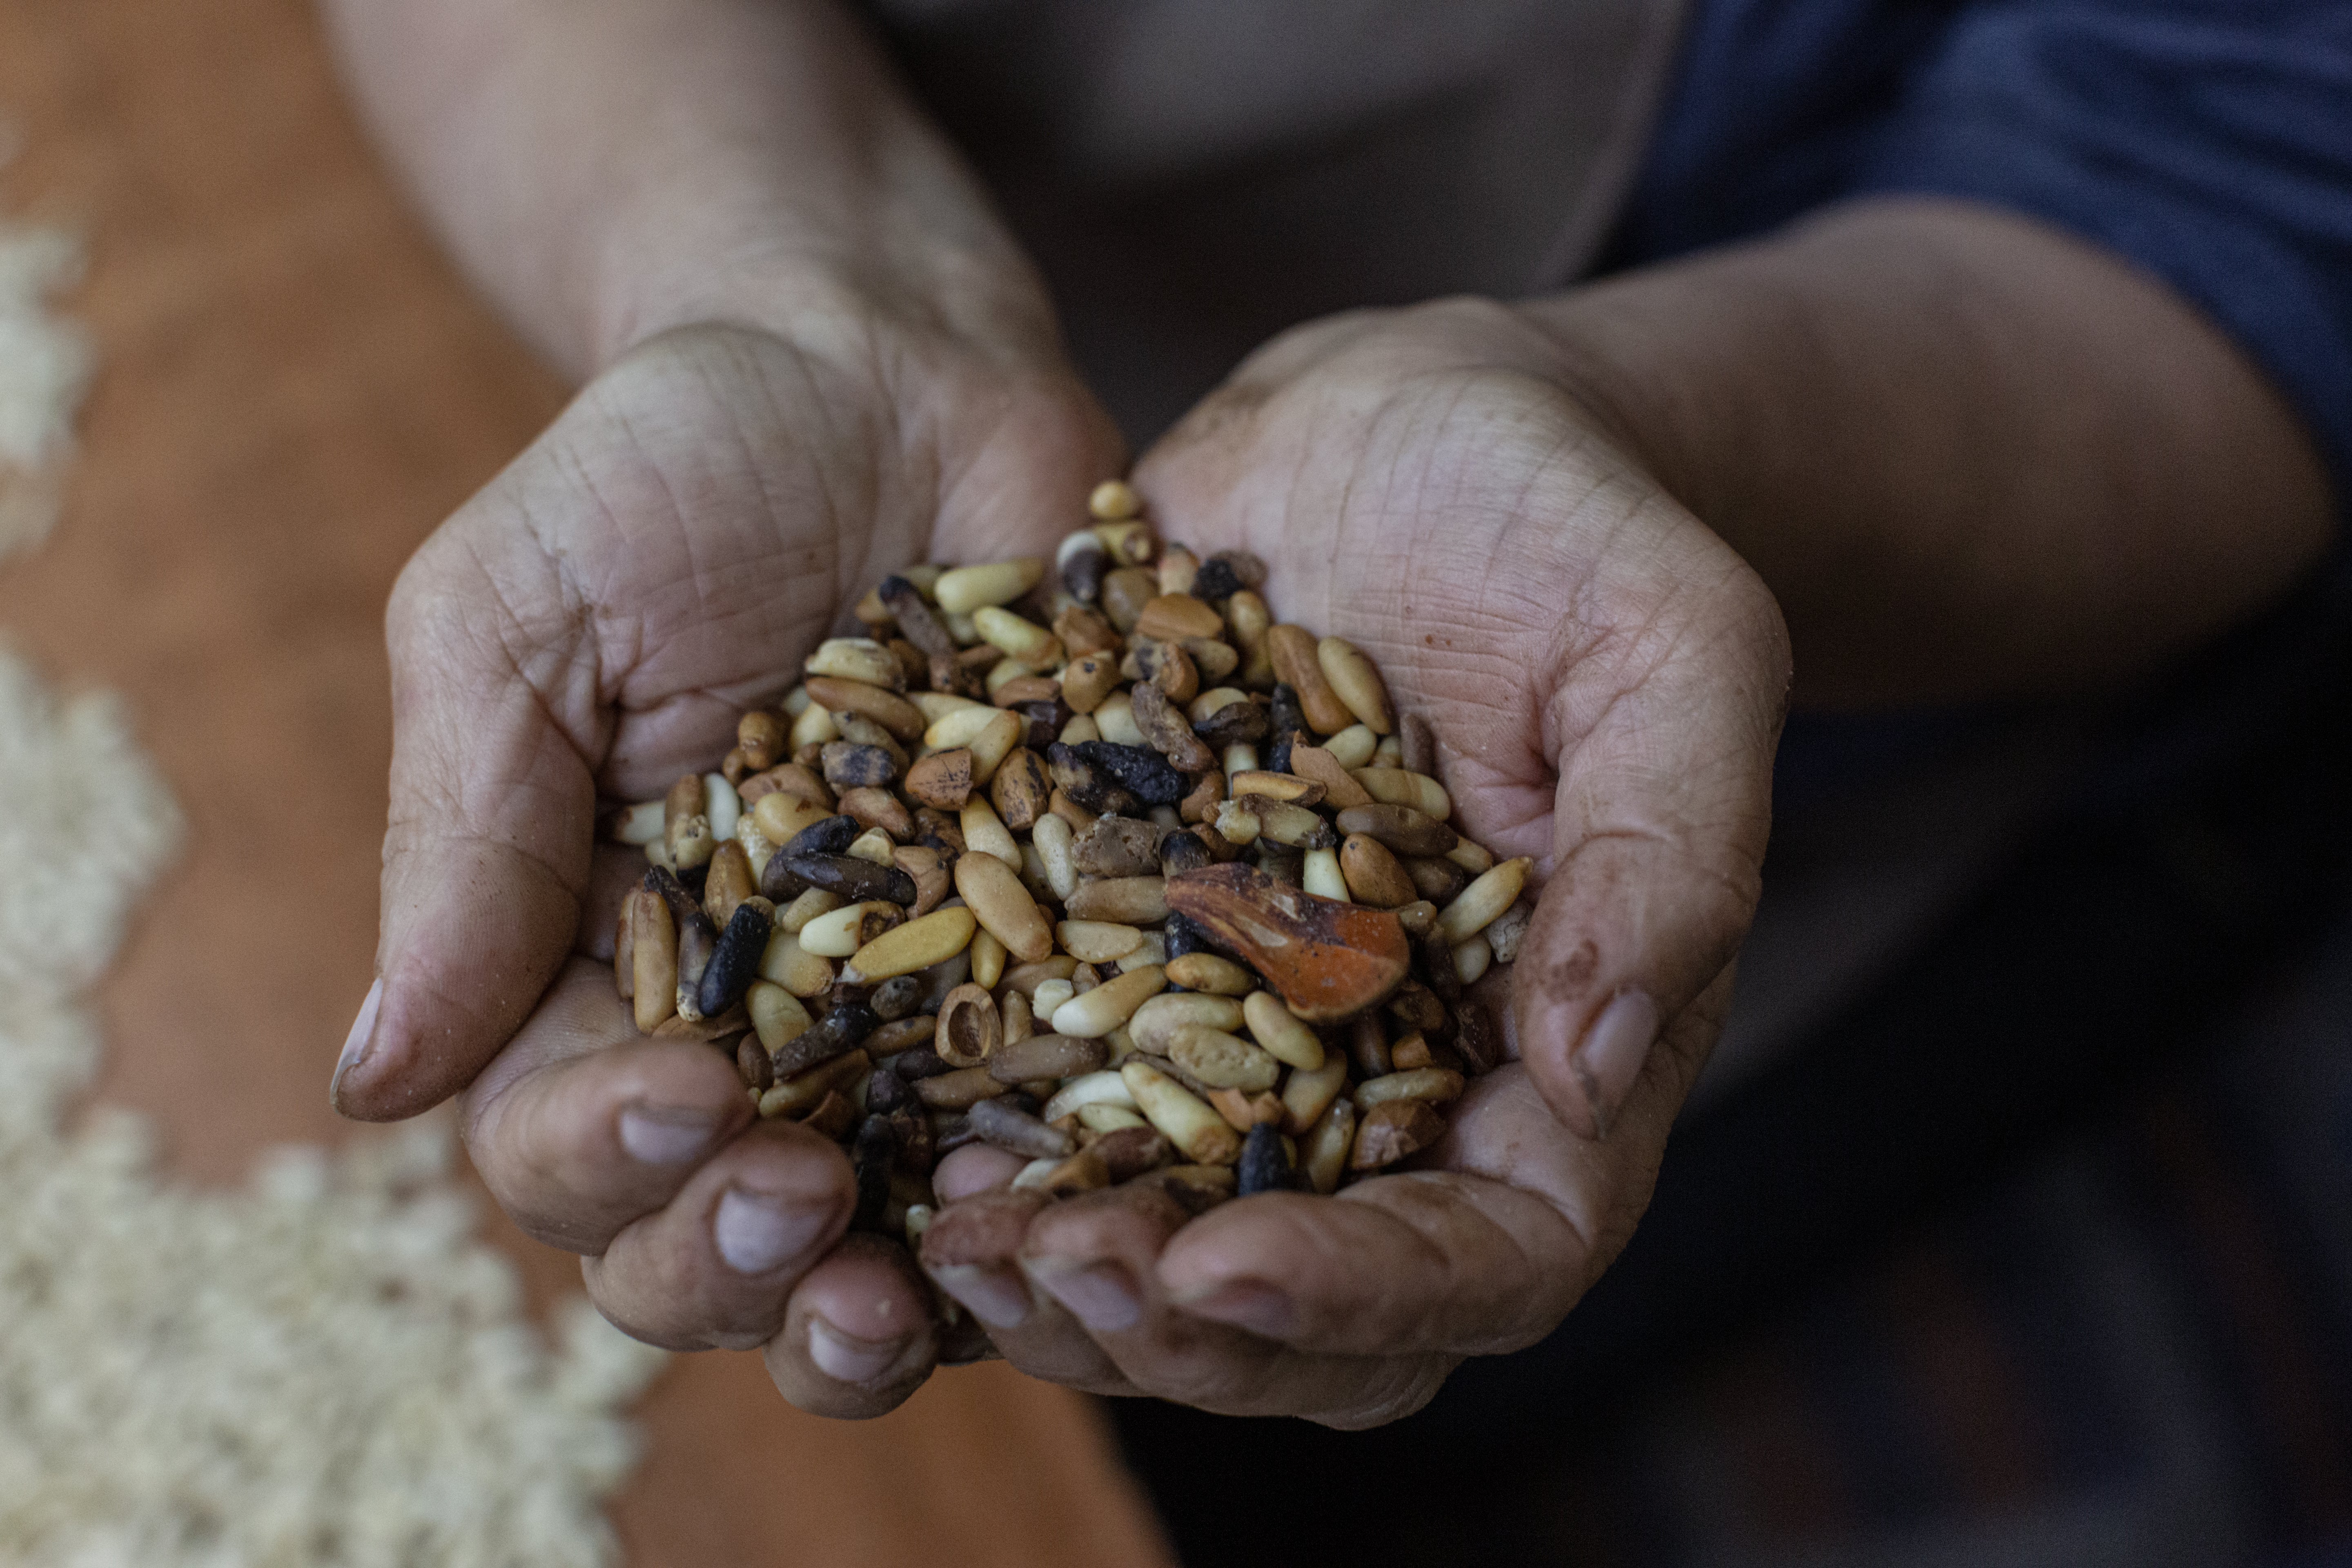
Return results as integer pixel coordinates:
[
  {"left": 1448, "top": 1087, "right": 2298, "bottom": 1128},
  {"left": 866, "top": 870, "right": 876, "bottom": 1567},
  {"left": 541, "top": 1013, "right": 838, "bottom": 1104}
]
[
  {"left": 328, "top": 977, "right": 384, "bottom": 1108},
  {"left": 1570, "top": 988, "right": 1659, "bottom": 1140},
  {"left": 713, "top": 1187, "right": 834, "bottom": 1275},
  {"left": 1025, "top": 1258, "right": 1143, "bottom": 1332},
  {"left": 1173, "top": 1278, "right": 1294, "bottom": 1337},
  {"left": 807, "top": 1316, "right": 908, "bottom": 1385},
  {"left": 928, "top": 1262, "right": 1032, "bottom": 1328},
  {"left": 618, "top": 1103, "right": 722, "bottom": 1166}
]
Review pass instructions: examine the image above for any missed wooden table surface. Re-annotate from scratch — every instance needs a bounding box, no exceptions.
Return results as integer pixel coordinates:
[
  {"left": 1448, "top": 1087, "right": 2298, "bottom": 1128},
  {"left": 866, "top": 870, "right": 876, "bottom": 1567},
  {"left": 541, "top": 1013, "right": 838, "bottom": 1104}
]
[{"left": 0, "top": 3, "right": 1173, "bottom": 1563}]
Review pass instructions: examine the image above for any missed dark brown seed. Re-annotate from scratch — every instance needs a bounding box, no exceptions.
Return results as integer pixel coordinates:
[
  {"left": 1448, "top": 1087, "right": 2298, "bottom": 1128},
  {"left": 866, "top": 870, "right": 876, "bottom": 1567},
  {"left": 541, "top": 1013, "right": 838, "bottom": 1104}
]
[
  {"left": 990, "top": 675, "right": 1062, "bottom": 707},
  {"left": 864, "top": 1066, "right": 911, "bottom": 1114},
  {"left": 1074, "top": 815, "right": 1167, "bottom": 878},
  {"left": 851, "top": 1116, "right": 895, "bottom": 1226},
  {"left": 780, "top": 853, "right": 918, "bottom": 906},
  {"left": 697, "top": 899, "right": 774, "bottom": 1017},
  {"left": 1074, "top": 741, "right": 1187, "bottom": 806},
  {"left": 784, "top": 815, "right": 862, "bottom": 858},
  {"left": 1046, "top": 744, "right": 1140, "bottom": 818},
  {"left": 1256, "top": 844, "right": 1305, "bottom": 886},
  {"left": 1192, "top": 698, "right": 1269, "bottom": 748},
  {"left": 912, "top": 1065, "right": 1011, "bottom": 1110},
  {"left": 890, "top": 1109, "right": 935, "bottom": 1174},
  {"left": 803, "top": 1091, "right": 859, "bottom": 1144},
  {"left": 1339, "top": 833, "right": 1419, "bottom": 908},
  {"left": 1386, "top": 979, "right": 1447, "bottom": 1035},
  {"left": 933, "top": 1113, "right": 980, "bottom": 1155},
  {"left": 820, "top": 741, "right": 900, "bottom": 792},
  {"left": 864, "top": 1015, "right": 938, "bottom": 1057},
  {"left": 771, "top": 1002, "right": 880, "bottom": 1078},
  {"left": 1092, "top": 1126, "right": 1175, "bottom": 1182},
  {"left": 879, "top": 575, "right": 956, "bottom": 658},
  {"left": 1454, "top": 998, "right": 1501, "bottom": 1076},
  {"left": 989, "top": 747, "right": 1052, "bottom": 831},
  {"left": 1332, "top": 803, "right": 1459, "bottom": 857},
  {"left": 967, "top": 1096, "right": 1076, "bottom": 1160},
  {"left": 1014, "top": 700, "right": 1071, "bottom": 753},
  {"left": 1405, "top": 856, "right": 1470, "bottom": 904},
  {"left": 1237, "top": 1122, "right": 1292, "bottom": 1196},
  {"left": 987, "top": 1033, "right": 1109, "bottom": 1084},
  {"left": 871, "top": 976, "right": 924, "bottom": 1021},
  {"left": 904, "top": 748, "right": 974, "bottom": 810},
  {"left": 1351, "top": 1098, "right": 1447, "bottom": 1169},
  {"left": 738, "top": 710, "right": 787, "bottom": 771},
  {"left": 1038, "top": 1147, "right": 1111, "bottom": 1197},
  {"left": 1052, "top": 603, "right": 1120, "bottom": 656},
  {"left": 737, "top": 1035, "right": 774, "bottom": 1094},
  {"left": 918, "top": 1187, "right": 1051, "bottom": 1268},
  {"left": 1159, "top": 832, "right": 1214, "bottom": 875},
  {"left": 1129, "top": 680, "right": 1215, "bottom": 771},
  {"left": 1131, "top": 1165, "right": 1238, "bottom": 1215},
  {"left": 1350, "top": 1012, "right": 1392, "bottom": 1078},
  {"left": 892, "top": 1045, "right": 950, "bottom": 1081}
]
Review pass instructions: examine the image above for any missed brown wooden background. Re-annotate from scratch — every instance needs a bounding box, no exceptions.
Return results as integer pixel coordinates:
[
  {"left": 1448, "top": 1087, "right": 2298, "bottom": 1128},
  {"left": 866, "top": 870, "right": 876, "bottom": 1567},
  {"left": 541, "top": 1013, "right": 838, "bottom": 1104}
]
[{"left": 0, "top": 3, "right": 1173, "bottom": 1562}]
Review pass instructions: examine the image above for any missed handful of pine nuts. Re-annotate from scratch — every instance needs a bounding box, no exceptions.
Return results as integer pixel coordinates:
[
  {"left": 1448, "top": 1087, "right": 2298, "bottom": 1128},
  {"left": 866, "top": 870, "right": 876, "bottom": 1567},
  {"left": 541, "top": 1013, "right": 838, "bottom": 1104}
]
[{"left": 608, "top": 481, "right": 1533, "bottom": 1241}]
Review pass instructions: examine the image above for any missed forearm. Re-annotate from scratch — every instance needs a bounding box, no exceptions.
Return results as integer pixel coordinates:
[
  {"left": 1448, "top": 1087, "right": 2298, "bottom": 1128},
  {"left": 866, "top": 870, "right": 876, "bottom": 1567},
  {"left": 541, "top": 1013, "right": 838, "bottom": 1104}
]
[
  {"left": 320, "top": 0, "right": 1057, "bottom": 379},
  {"left": 1533, "top": 198, "right": 2336, "bottom": 706}
]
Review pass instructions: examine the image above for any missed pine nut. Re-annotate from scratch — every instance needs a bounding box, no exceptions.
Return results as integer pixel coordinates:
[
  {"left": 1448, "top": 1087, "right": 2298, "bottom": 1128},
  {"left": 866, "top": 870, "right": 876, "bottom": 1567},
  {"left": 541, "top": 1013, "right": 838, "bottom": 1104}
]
[
  {"left": 955, "top": 849, "right": 1053, "bottom": 963},
  {"left": 1167, "top": 1025, "right": 1280, "bottom": 1092},
  {"left": 799, "top": 900, "right": 903, "bottom": 958},
  {"left": 804, "top": 638, "right": 906, "bottom": 691},
  {"left": 1128, "top": 993, "right": 1247, "bottom": 1055},
  {"left": 1057, "top": 920, "right": 1143, "bottom": 963},
  {"left": 1350, "top": 768, "right": 1451, "bottom": 820},
  {"left": 1315, "top": 637, "right": 1394, "bottom": 735},
  {"left": 1121, "top": 1060, "right": 1242, "bottom": 1165},
  {"left": 1301, "top": 1099, "right": 1356, "bottom": 1194},
  {"left": 1354, "top": 1068, "right": 1466, "bottom": 1109},
  {"left": 1242, "top": 990, "right": 1325, "bottom": 1071},
  {"left": 969, "top": 926, "right": 1007, "bottom": 989},
  {"left": 934, "top": 559, "right": 1046, "bottom": 615},
  {"left": 1453, "top": 933, "right": 1493, "bottom": 985},
  {"left": 748, "top": 981, "right": 814, "bottom": 1054},
  {"left": 1302, "top": 847, "right": 1348, "bottom": 902},
  {"left": 1323, "top": 724, "right": 1379, "bottom": 769},
  {"left": 1050, "top": 965, "right": 1166, "bottom": 1038},
  {"left": 973, "top": 606, "right": 1062, "bottom": 667},
  {"left": 628, "top": 890, "right": 677, "bottom": 1033},
  {"left": 1434, "top": 856, "right": 1532, "bottom": 946},
  {"left": 1163, "top": 952, "right": 1254, "bottom": 995},
  {"left": 1266, "top": 624, "right": 1354, "bottom": 735},
  {"left": 848, "top": 906, "right": 976, "bottom": 980}
]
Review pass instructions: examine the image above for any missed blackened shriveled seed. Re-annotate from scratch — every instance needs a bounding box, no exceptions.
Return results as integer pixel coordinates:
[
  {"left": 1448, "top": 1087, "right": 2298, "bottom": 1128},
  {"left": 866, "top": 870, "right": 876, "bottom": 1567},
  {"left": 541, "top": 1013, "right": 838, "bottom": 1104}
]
[
  {"left": 967, "top": 1096, "right": 1075, "bottom": 1160},
  {"left": 933, "top": 1114, "right": 980, "bottom": 1154},
  {"left": 1074, "top": 815, "right": 1167, "bottom": 878},
  {"left": 1237, "top": 1122, "right": 1293, "bottom": 1196},
  {"left": 879, "top": 576, "right": 956, "bottom": 658},
  {"left": 785, "top": 815, "right": 862, "bottom": 858},
  {"left": 757, "top": 851, "right": 806, "bottom": 903},
  {"left": 1455, "top": 1000, "right": 1501, "bottom": 1075},
  {"left": 871, "top": 976, "right": 924, "bottom": 1021},
  {"left": 1047, "top": 743, "right": 1140, "bottom": 817},
  {"left": 864, "top": 1066, "right": 911, "bottom": 1114},
  {"left": 821, "top": 742, "right": 900, "bottom": 792},
  {"left": 1159, "top": 832, "right": 1214, "bottom": 876},
  {"left": 1267, "top": 734, "right": 1294, "bottom": 775},
  {"left": 1062, "top": 540, "right": 1108, "bottom": 605},
  {"left": 781, "top": 852, "right": 918, "bottom": 905},
  {"left": 1270, "top": 684, "right": 1308, "bottom": 743},
  {"left": 675, "top": 906, "right": 719, "bottom": 989},
  {"left": 1192, "top": 700, "right": 1269, "bottom": 748},
  {"left": 892, "top": 1045, "right": 950, "bottom": 1081},
  {"left": 1016, "top": 701, "right": 1069, "bottom": 753},
  {"left": 1419, "top": 935, "right": 1464, "bottom": 1004},
  {"left": 889, "top": 1109, "right": 935, "bottom": 1174},
  {"left": 851, "top": 1116, "right": 896, "bottom": 1231},
  {"left": 697, "top": 900, "right": 774, "bottom": 1017},
  {"left": 1075, "top": 741, "right": 1187, "bottom": 806},
  {"left": 771, "top": 1003, "right": 879, "bottom": 1078},
  {"left": 1190, "top": 557, "right": 1243, "bottom": 602}
]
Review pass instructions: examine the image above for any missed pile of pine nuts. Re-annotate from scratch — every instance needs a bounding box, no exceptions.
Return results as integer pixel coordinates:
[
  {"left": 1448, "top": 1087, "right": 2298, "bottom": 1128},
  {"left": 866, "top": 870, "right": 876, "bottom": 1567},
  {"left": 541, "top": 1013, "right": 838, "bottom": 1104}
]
[{"left": 607, "top": 481, "right": 1533, "bottom": 1241}]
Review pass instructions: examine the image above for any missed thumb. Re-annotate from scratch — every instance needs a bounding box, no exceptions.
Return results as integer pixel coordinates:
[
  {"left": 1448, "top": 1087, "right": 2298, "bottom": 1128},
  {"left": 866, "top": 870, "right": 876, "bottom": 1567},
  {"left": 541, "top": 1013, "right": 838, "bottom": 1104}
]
[
  {"left": 1512, "top": 534, "right": 1788, "bottom": 1141},
  {"left": 332, "top": 521, "right": 598, "bottom": 1121}
]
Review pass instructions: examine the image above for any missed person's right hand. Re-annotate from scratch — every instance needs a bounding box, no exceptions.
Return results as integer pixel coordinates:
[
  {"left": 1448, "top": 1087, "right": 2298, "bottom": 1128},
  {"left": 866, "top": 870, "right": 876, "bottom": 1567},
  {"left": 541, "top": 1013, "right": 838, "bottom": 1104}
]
[{"left": 330, "top": 305, "right": 1122, "bottom": 1414}]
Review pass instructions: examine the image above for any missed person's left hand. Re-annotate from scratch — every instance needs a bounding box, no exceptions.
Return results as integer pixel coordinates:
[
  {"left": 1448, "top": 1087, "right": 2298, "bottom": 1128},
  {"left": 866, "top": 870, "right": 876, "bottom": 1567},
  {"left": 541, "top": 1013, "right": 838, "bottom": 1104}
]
[{"left": 915, "top": 297, "right": 1791, "bottom": 1426}]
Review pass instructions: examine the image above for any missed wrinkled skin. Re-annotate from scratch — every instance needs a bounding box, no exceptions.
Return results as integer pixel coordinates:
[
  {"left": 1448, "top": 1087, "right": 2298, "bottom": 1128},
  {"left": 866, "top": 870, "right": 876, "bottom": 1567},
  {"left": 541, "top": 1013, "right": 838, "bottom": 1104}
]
[{"left": 336, "top": 297, "right": 1788, "bottom": 1425}]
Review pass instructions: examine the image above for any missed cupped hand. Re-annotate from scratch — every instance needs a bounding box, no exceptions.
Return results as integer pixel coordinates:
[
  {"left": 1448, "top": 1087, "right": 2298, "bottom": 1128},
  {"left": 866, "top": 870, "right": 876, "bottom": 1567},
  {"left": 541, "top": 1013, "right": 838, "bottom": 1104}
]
[
  {"left": 332, "top": 311, "right": 1122, "bottom": 1413},
  {"left": 920, "top": 298, "right": 1791, "bottom": 1426}
]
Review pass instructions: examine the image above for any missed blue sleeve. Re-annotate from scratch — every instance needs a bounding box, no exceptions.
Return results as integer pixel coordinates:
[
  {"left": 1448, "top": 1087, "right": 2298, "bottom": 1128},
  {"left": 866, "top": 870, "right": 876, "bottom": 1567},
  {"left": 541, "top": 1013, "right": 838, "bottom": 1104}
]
[{"left": 1614, "top": 0, "right": 2352, "bottom": 501}]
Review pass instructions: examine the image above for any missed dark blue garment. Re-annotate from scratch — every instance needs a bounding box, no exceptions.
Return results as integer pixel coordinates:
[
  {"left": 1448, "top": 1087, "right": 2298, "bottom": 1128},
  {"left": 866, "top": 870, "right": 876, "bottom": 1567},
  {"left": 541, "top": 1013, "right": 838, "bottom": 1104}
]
[{"left": 1612, "top": 0, "right": 2352, "bottom": 501}]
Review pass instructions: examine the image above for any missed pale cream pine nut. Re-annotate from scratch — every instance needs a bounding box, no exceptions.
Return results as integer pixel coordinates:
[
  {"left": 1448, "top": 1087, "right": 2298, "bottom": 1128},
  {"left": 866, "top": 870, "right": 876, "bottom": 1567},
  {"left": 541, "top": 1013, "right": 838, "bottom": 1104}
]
[
  {"left": 848, "top": 907, "right": 976, "bottom": 980},
  {"left": 757, "top": 926, "right": 835, "bottom": 997},
  {"left": 1446, "top": 837, "right": 1496, "bottom": 874},
  {"left": 1057, "top": 920, "right": 1143, "bottom": 963},
  {"left": 1434, "top": 856, "right": 1533, "bottom": 947},
  {"left": 846, "top": 826, "right": 897, "bottom": 866},
  {"left": 973, "top": 606, "right": 1062, "bottom": 667},
  {"left": 1093, "top": 519, "right": 1154, "bottom": 564},
  {"left": 964, "top": 710, "right": 1025, "bottom": 786},
  {"left": 1354, "top": 1068, "right": 1467, "bottom": 1110},
  {"left": 1453, "top": 933, "right": 1493, "bottom": 985},
  {"left": 933, "top": 559, "right": 1046, "bottom": 615},
  {"left": 1351, "top": 767, "right": 1452, "bottom": 820},
  {"left": 1156, "top": 544, "right": 1200, "bottom": 596},
  {"left": 1212, "top": 798, "right": 1262, "bottom": 845},
  {"left": 1120, "top": 1060, "right": 1242, "bottom": 1165},
  {"left": 1051, "top": 964, "right": 1165, "bottom": 1038},
  {"left": 748, "top": 981, "right": 814, "bottom": 1053},
  {"left": 735, "top": 818, "right": 777, "bottom": 880},
  {"left": 984, "top": 656, "right": 1044, "bottom": 699},
  {"left": 1279, "top": 1049, "right": 1349, "bottom": 1134},
  {"left": 1231, "top": 794, "right": 1334, "bottom": 849},
  {"left": 1018, "top": 840, "right": 1055, "bottom": 900},
  {"left": 774, "top": 886, "right": 842, "bottom": 935},
  {"left": 1316, "top": 637, "right": 1395, "bottom": 735},
  {"left": 1030, "top": 978, "right": 1076, "bottom": 1020},
  {"left": 1242, "top": 989, "right": 1325, "bottom": 1071},
  {"left": 953, "top": 847, "right": 1054, "bottom": 962},
  {"left": 612, "top": 799, "right": 665, "bottom": 845},
  {"left": 1322, "top": 724, "right": 1379, "bottom": 769},
  {"left": 790, "top": 700, "right": 840, "bottom": 750},
  {"left": 1223, "top": 744, "right": 1260, "bottom": 778},
  {"left": 782, "top": 685, "right": 813, "bottom": 717},
  {"left": 970, "top": 927, "right": 1007, "bottom": 989},
  {"left": 1485, "top": 898, "right": 1533, "bottom": 964},
  {"left": 1302, "top": 846, "right": 1349, "bottom": 901},
  {"left": 1129, "top": 993, "right": 1247, "bottom": 1055},
  {"left": 1117, "top": 932, "right": 1168, "bottom": 972},
  {"left": 804, "top": 675, "right": 928, "bottom": 742},
  {"left": 1094, "top": 693, "right": 1146, "bottom": 747},
  {"left": 1187, "top": 686, "right": 1250, "bottom": 722},
  {"left": 999, "top": 987, "right": 1034, "bottom": 1046},
  {"left": 804, "top": 637, "right": 906, "bottom": 690},
  {"left": 751, "top": 789, "right": 827, "bottom": 847},
  {"left": 1371, "top": 735, "right": 1405, "bottom": 769},
  {"left": 1077, "top": 1104, "right": 1152, "bottom": 1133},
  {"left": 903, "top": 1204, "right": 935, "bottom": 1247},
  {"left": 629, "top": 890, "right": 678, "bottom": 1033},
  {"left": 1167, "top": 1025, "right": 1281, "bottom": 1092},
  {"left": 1089, "top": 479, "right": 1142, "bottom": 521},
  {"left": 1164, "top": 952, "right": 1254, "bottom": 995},
  {"left": 1229, "top": 770, "right": 1323, "bottom": 804},
  {"left": 1060, "top": 713, "right": 1102, "bottom": 746},
  {"left": 1009, "top": 1156, "right": 1066, "bottom": 1190},
  {"left": 800, "top": 900, "right": 902, "bottom": 958},
  {"left": 1031, "top": 811, "right": 1079, "bottom": 900},
  {"left": 910, "top": 691, "right": 987, "bottom": 725},
  {"left": 1301, "top": 1099, "right": 1356, "bottom": 1194},
  {"left": 922, "top": 704, "right": 1003, "bottom": 752},
  {"left": 959, "top": 797, "right": 1022, "bottom": 868}
]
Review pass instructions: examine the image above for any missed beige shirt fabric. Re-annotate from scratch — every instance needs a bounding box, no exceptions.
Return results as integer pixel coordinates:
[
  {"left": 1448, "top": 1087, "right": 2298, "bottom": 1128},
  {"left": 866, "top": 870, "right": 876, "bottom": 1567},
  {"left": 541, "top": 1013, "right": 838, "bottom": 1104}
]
[{"left": 869, "top": 0, "right": 1691, "bottom": 439}]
